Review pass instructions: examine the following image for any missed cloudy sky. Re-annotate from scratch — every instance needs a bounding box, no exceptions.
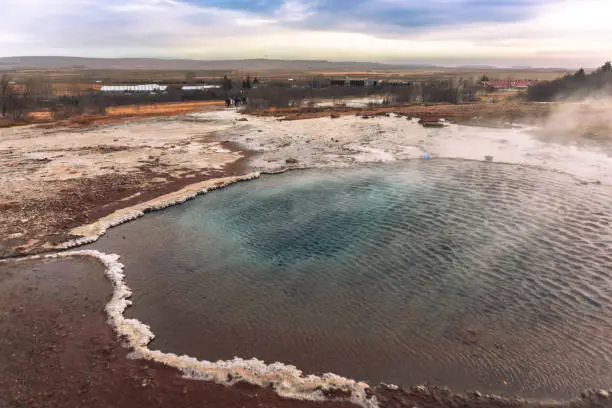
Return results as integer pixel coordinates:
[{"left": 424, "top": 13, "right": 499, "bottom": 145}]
[{"left": 0, "top": 0, "right": 610, "bottom": 67}]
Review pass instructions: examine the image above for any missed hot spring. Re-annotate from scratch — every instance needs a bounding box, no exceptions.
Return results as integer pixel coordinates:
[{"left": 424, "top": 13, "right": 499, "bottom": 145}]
[{"left": 90, "top": 159, "right": 612, "bottom": 398}]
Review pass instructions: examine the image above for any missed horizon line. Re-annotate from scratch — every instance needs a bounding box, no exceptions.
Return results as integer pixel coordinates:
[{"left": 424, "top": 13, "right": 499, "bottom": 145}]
[{"left": 0, "top": 55, "right": 590, "bottom": 71}]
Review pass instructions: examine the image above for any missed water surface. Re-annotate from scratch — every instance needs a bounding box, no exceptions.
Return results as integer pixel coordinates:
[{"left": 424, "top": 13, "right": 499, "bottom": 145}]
[{"left": 91, "top": 160, "right": 612, "bottom": 397}]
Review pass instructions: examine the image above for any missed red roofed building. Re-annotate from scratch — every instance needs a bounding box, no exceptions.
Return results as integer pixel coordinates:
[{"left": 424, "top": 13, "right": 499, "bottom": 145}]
[
  {"left": 484, "top": 80, "right": 511, "bottom": 90},
  {"left": 483, "top": 80, "right": 547, "bottom": 90}
]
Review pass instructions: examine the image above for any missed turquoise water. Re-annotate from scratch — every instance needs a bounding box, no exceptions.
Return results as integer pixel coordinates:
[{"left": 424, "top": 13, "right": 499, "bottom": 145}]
[{"left": 91, "top": 160, "right": 612, "bottom": 397}]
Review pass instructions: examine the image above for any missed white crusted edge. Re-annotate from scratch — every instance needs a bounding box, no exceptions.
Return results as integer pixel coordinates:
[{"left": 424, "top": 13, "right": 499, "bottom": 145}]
[
  {"left": 2, "top": 250, "right": 378, "bottom": 408},
  {"left": 7, "top": 171, "right": 377, "bottom": 407},
  {"left": 56, "top": 172, "right": 262, "bottom": 250}
]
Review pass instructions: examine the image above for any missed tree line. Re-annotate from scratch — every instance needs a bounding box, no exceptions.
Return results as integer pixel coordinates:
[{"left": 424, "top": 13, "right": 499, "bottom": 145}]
[
  {"left": 527, "top": 61, "right": 612, "bottom": 101},
  {"left": 0, "top": 75, "right": 52, "bottom": 121},
  {"left": 243, "top": 79, "right": 481, "bottom": 108},
  {"left": 0, "top": 71, "right": 487, "bottom": 125}
]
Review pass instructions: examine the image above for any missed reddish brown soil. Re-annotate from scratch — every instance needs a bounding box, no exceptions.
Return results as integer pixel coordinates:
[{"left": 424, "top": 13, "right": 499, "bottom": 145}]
[
  {"left": 27, "top": 101, "right": 226, "bottom": 128},
  {"left": 245, "top": 102, "right": 554, "bottom": 125},
  {"left": 0, "top": 257, "right": 357, "bottom": 408}
]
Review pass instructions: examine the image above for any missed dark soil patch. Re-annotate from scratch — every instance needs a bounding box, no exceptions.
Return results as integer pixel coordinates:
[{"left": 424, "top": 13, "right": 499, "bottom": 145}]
[{"left": 0, "top": 257, "right": 357, "bottom": 408}]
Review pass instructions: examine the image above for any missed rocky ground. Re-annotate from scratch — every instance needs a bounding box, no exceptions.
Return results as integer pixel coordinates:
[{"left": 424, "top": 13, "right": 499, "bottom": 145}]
[
  {"left": 0, "top": 113, "right": 248, "bottom": 257},
  {"left": 207, "top": 109, "right": 612, "bottom": 182}
]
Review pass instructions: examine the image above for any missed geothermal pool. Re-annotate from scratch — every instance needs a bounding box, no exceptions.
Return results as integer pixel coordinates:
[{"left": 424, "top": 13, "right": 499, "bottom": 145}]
[{"left": 91, "top": 160, "right": 612, "bottom": 398}]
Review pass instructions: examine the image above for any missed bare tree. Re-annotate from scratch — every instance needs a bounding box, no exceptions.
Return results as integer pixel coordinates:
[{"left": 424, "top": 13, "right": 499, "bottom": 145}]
[
  {"left": 25, "top": 75, "right": 52, "bottom": 101},
  {"left": 0, "top": 75, "right": 9, "bottom": 118},
  {"left": 0, "top": 75, "right": 27, "bottom": 120},
  {"left": 222, "top": 75, "right": 233, "bottom": 93},
  {"left": 185, "top": 71, "right": 196, "bottom": 83}
]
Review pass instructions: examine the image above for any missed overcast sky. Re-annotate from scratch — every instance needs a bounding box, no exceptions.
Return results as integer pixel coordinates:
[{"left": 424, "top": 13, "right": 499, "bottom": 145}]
[{"left": 0, "top": 0, "right": 610, "bottom": 67}]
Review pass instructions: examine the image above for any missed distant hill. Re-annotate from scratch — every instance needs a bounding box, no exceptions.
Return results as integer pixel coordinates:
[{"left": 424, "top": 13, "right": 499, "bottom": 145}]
[
  {"left": 0, "top": 56, "right": 440, "bottom": 71},
  {"left": 455, "top": 65, "right": 498, "bottom": 70}
]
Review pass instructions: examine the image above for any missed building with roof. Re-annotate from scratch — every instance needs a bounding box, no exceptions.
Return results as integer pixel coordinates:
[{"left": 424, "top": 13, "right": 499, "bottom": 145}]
[
  {"left": 100, "top": 84, "right": 168, "bottom": 93},
  {"left": 329, "top": 78, "right": 379, "bottom": 88},
  {"left": 182, "top": 85, "right": 221, "bottom": 91}
]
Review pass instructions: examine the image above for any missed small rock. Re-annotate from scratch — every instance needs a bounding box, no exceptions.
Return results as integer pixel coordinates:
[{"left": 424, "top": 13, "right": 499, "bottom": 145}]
[
  {"left": 440, "top": 387, "right": 451, "bottom": 395},
  {"left": 330, "top": 114, "right": 340, "bottom": 119},
  {"left": 485, "top": 155, "right": 494, "bottom": 162},
  {"left": 597, "top": 390, "right": 610, "bottom": 399},
  {"left": 285, "top": 158, "right": 299, "bottom": 164},
  {"left": 472, "top": 391, "right": 482, "bottom": 398},
  {"left": 413, "top": 385, "right": 427, "bottom": 393}
]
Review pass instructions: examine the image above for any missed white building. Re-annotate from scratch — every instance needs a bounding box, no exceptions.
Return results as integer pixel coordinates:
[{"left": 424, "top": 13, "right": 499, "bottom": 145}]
[
  {"left": 100, "top": 84, "right": 168, "bottom": 93},
  {"left": 182, "top": 85, "right": 221, "bottom": 91}
]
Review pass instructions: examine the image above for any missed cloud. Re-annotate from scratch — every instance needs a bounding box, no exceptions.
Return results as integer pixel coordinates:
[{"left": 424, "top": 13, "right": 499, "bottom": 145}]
[
  {"left": 187, "top": 0, "right": 544, "bottom": 28},
  {"left": 0, "top": 0, "right": 609, "bottom": 67}
]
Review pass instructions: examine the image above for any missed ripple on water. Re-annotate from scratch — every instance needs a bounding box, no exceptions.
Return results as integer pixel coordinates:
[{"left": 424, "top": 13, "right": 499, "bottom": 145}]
[{"left": 90, "top": 160, "right": 612, "bottom": 398}]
